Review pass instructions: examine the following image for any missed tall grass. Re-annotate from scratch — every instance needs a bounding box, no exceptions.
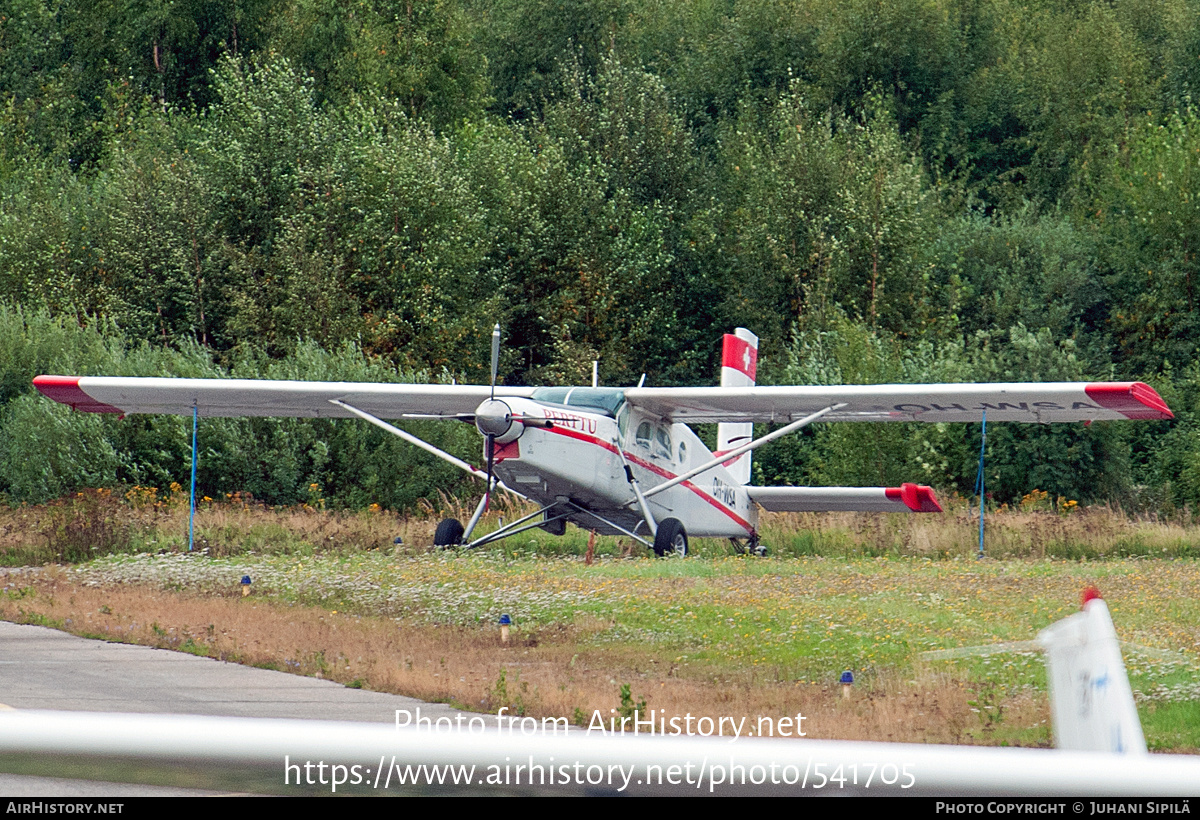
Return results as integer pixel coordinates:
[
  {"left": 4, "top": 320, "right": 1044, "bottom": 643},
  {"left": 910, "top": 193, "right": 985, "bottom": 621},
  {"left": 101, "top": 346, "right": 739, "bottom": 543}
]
[
  {"left": 756, "top": 499, "right": 1200, "bottom": 561},
  {"left": 2, "top": 488, "right": 1199, "bottom": 566}
]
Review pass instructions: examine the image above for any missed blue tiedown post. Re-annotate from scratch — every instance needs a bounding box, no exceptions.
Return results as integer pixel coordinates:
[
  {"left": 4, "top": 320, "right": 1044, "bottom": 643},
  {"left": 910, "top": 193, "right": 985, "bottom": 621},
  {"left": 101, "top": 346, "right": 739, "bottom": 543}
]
[
  {"left": 975, "top": 411, "right": 986, "bottom": 558},
  {"left": 189, "top": 404, "right": 197, "bottom": 552}
]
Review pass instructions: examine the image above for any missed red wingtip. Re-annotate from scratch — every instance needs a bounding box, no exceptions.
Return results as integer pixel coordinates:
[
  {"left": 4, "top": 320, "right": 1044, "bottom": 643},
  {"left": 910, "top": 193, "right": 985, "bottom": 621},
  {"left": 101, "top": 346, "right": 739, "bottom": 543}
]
[
  {"left": 903, "top": 483, "right": 943, "bottom": 513},
  {"left": 33, "top": 376, "right": 123, "bottom": 414},
  {"left": 888, "top": 483, "right": 943, "bottom": 512},
  {"left": 1085, "top": 382, "right": 1174, "bottom": 420},
  {"left": 1081, "top": 586, "right": 1103, "bottom": 607}
]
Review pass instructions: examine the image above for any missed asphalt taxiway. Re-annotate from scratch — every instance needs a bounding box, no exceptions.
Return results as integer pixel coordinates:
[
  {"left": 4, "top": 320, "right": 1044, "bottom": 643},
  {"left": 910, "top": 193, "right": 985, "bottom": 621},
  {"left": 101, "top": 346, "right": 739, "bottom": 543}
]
[{"left": 0, "top": 620, "right": 468, "bottom": 795}]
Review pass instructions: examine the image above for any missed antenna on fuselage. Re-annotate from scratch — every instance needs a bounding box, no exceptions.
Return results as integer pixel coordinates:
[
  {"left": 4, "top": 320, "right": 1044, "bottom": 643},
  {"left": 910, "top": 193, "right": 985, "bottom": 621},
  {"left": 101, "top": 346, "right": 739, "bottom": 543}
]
[
  {"left": 637, "top": 373, "right": 646, "bottom": 388},
  {"left": 592, "top": 361, "right": 599, "bottom": 388}
]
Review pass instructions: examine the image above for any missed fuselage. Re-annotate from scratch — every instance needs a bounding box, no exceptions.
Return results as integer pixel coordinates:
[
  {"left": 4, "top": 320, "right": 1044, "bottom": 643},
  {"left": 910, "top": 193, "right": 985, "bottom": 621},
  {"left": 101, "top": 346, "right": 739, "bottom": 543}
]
[{"left": 488, "top": 388, "right": 757, "bottom": 539}]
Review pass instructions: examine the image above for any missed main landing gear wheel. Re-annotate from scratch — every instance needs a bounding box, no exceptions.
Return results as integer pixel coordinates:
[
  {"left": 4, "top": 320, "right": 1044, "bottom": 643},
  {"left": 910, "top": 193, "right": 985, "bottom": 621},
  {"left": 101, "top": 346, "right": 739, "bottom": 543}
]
[
  {"left": 653, "top": 518, "right": 688, "bottom": 557},
  {"left": 434, "top": 518, "right": 464, "bottom": 548}
]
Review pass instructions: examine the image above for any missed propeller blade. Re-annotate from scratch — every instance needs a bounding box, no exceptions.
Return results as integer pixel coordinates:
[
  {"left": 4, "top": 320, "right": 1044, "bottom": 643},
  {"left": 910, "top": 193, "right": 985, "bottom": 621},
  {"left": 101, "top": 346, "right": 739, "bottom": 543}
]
[
  {"left": 490, "top": 323, "right": 500, "bottom": 400},
  {"left": 403, "top": 412, "right": 551, "bottom": 427},
  {"left": 484, "top": 434, "right": 496, "bottom": 511},
  {"left": 484, "top": 324, "right": 502, "bottom": 511},
  {"left": 401, "top": 413, "right": 477, "bottom": 421}
]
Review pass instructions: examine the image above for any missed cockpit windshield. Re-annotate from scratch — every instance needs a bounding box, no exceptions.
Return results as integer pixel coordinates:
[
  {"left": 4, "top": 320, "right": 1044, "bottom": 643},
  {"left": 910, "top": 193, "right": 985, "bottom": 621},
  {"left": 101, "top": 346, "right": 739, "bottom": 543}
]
[{"left": 530, "top": 387, "right": 626, "bottom": 417}]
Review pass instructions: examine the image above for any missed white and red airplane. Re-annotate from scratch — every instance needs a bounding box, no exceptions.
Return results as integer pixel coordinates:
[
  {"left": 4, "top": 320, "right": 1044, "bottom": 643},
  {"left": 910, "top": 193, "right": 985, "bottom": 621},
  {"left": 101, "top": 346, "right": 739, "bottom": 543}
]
[{"left": 33, "top": 328, "right": 1173, "bottom": 556}]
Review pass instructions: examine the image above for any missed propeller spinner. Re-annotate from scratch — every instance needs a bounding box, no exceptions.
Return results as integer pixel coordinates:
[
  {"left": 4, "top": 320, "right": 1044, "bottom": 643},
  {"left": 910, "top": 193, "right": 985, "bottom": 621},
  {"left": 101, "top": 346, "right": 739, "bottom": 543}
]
[{"left": 475, "top": 398, "right": 517, "bottom": 441}]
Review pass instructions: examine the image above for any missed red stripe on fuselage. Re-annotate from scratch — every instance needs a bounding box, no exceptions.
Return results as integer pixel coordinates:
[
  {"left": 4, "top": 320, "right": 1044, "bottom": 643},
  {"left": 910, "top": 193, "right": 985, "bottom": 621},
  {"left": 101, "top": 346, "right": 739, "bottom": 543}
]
[
  {"left": 544, "top": 426, "right": 755, "bottom": 534},
  {"left": 711, "top": 448, "right": 746, "bottom": 467}
]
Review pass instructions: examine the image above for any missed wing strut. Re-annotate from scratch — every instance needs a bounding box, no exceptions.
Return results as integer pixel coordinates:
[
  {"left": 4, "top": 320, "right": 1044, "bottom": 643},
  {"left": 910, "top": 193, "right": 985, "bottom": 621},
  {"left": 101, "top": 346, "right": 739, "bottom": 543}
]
[
  {"left": 639, "top": 404, "right": 845, "bottom": 501},
  {"left": 328, "top": 399, "right": 525, "bottom": 499},
  {"left": 611, "top": 437, "right": 659, "bottom": 537}
]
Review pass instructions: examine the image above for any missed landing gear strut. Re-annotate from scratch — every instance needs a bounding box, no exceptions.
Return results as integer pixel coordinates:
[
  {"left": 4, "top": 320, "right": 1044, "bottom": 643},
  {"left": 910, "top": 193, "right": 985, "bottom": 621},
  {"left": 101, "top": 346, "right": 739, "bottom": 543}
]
[{"left": 731, "top": 535, "right": 768, "bottom": 557}]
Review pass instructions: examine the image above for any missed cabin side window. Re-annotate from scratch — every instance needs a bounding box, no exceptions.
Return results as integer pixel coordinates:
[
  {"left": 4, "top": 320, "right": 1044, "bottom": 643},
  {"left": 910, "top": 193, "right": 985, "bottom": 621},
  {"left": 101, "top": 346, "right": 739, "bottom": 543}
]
[
  {"left": 635, "top": 421, "right": 653, "bottom": 450},
  {"left": 654, "top": 426, "right": 672, "bottom": 459}
]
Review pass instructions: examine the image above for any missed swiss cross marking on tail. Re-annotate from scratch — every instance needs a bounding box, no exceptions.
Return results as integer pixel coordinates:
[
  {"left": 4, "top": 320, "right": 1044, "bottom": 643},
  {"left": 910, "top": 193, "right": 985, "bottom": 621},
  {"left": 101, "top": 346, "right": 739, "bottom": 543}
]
[{"left": 722, "top": 335, "right": 757, "bottom": 381}]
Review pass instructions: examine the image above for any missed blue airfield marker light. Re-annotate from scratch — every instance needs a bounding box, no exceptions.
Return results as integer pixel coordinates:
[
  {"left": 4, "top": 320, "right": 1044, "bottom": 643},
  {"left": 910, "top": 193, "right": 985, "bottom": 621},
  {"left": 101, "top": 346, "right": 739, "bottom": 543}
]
[
  {"left": 499, "top": 614, "right": 512, "bottom": 644},
  {"left": 241, "top": 575, "right": 252, "bottom": 597},
  {"left": 840, "top": 670, "right": 854, "bottom": 699}
]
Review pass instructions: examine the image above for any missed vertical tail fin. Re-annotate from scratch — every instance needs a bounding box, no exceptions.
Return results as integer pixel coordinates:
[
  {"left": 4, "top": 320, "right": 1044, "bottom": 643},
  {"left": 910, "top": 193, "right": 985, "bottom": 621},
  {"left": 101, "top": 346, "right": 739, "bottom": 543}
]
[
  {"left": 717, "top": 328, "right": 758, "bottom": 485},
  {"left": 1037, "top": 588, "right": 1146, "bottom": 754}
]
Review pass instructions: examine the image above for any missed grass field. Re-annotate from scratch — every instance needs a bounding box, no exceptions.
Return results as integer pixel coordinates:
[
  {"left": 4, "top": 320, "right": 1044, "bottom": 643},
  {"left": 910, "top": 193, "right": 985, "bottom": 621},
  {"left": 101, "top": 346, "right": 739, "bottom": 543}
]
[{"left": 2, "top": 493, "right": 1198, "bottom": 752}]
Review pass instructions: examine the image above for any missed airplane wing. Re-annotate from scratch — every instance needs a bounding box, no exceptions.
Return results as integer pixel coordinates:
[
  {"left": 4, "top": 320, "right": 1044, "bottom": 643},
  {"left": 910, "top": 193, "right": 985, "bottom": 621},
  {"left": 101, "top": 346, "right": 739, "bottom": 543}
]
[
  {"left": 747, "top": 483, "right": 942, "bottom": 513},
  {"left": 34, "top": 377, "right": 1174, "bottom": 425},
  {"left": 32, "top": 375, "right": 538, "bottom": 419},
  {"left": 624, "top": 382, "right": 1173, "bottom": 423}
]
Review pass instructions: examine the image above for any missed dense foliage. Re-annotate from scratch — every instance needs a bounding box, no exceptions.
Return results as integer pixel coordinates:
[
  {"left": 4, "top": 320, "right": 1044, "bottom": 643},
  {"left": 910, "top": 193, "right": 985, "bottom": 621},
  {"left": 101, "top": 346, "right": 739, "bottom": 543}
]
[{"left": 0, "top": 0, "right": 1197, "bottom": 510}]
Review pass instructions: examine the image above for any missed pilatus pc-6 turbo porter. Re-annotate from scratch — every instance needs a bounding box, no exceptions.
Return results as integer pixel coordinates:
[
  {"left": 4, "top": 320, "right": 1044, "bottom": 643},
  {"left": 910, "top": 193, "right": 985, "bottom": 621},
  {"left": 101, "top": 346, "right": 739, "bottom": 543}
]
[{"left": 34, "top": 328, "right": 1173, "bottom": 556}]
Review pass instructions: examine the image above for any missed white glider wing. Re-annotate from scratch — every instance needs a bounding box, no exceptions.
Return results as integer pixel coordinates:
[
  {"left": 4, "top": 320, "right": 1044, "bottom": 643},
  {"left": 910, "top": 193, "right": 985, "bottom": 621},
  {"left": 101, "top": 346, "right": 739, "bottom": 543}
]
[
  {"left": 624, "top": 382, "right": 1173, "bottom": 423},
  {"left": 33, "top": 375, "right": 538, "bottom": 419}
]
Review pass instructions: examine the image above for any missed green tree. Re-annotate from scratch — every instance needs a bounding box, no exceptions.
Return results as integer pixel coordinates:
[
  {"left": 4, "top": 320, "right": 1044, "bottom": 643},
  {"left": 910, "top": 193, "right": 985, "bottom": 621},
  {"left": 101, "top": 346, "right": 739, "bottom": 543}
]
[
  {"left": 704, "top": 88, "right": 951, "bottom": 364},
  {"left": 0, "top": 158, "right": 103, "bottom": 319},
  {"left": 1086, "top": 108, "right": 1200, "bottom": 373},
  {"left": 196, "top": 55, "right": 331, "bottom": 252},
  {"left": 272, "top": 0, "right": 488, "bottom": 128},
  {"left": 929, "top": 208, "right": 1105, "bottom": 357},
  {"left": 622, "top": 0, "right": 820, "bottom": 141},
  {"left": 812, "top": 0, "right": 964, "bottom": 133},
  {"left": 95, "top": 115, "right": 227, "bottom": 346},
  {"left": 0, "top": 397, "right": 119, "bottom": 502},
  {"left": 476, "top": 0, "right": 631, "bottom": 119}
]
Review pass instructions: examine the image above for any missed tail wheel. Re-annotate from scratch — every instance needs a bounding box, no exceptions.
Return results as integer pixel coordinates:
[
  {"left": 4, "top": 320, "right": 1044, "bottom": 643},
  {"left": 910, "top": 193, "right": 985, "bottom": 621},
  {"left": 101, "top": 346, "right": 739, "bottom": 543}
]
[
  {"left": 434, "top": 518, "right": 464, "bottom": 548},
  {"left": 653, "top": 518, "right": 688, "bottom": 557}
]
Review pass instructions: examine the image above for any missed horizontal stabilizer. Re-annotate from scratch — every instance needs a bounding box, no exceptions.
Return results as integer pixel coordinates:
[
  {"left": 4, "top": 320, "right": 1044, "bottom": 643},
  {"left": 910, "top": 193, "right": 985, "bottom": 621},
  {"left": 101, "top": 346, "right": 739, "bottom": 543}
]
[{"left": 747, "top": 483, "right": 942, "bottom": 513}]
